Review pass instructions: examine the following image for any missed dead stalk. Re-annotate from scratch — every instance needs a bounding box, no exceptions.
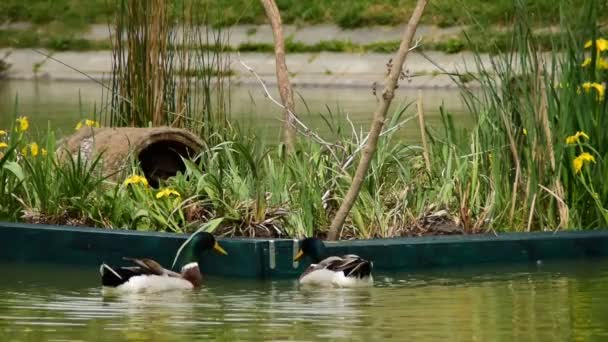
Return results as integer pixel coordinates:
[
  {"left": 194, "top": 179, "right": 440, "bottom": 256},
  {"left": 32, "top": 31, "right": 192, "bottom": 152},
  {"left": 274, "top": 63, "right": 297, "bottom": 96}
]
[
  {"left": 526, "top": 193, "right": 536, "bottom": 232},
  {"left": 539, "top": 182, "right": 569, "bottom": 230},
  {"left": 261, "top": 0, "right": 296, "bottom": 153},
  {"left": 326, "top": 0, "right": 428, "bottom": 240},
  {"left": 539, "top": 74, "right": 555, "bottom": 171},
  {"left": 501, "top": 109, "right": 521, "bottom": 225},
  {"left": 417, "top": 90, "right": 431, "bottom": 173}
]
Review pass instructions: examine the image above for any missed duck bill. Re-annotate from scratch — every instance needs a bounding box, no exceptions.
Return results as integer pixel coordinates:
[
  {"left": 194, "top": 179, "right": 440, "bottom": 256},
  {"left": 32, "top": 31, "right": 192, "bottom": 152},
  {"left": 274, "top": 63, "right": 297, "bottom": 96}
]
[
  {"left": 294, "top": 249, "right": 304, "bottom": 262},
  {"left": 213, "top": 242, "right": 228, "bottom": 256}
]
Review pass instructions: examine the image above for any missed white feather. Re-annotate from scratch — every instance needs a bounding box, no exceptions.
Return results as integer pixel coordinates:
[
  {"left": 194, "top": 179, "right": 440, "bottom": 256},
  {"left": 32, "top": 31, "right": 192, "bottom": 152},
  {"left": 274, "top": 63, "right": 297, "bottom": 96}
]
[
  {"left": 299, "top": 268, "right": 338, "bottom": 286},
  {"left": 181, "top": 262, "right": 198, "bottom": 271},
  {"left": 299, "top": 268, "right": 374, "bottom": 288},
  {"left": 331, "top": 272, "right": 373, "bottom": 288},
  {"left": 100, "top": 263, "right": 123, "bottom": 280},
  {"left": 105, "top": 275, "right": 193, "bottom": 294}
]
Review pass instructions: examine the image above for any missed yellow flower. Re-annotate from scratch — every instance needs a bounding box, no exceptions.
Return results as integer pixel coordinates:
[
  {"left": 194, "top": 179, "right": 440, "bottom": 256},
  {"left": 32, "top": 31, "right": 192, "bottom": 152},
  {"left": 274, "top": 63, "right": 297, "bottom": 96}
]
[
  {"left": 16, "top": 117, "right": 29, "bottom": 132},
  {"left": 21, "top": 143, "right": 39, "bottom": 157},
  {"left": 581, "top": 57, "right": 608, "bottom": 69},
  {"left": 0, "top": 130, "right": 6, "bottom": 136},
  {"left": 86, "top": 119, "right": 100, "bottom": 127},
  {"left": 565, "top": 131, "right": 590, "bottom": 145},
  {"left": 582, "top": 58, "right": 592, "bottom": 67},
  {"left": 573, "top": 152, "right": 596, "bottom": 174},
  {"left": 0, "top": 142, "right": 7, "bottom": 148},
  {"left": 156, "top": 188, "right": 181, "bottom": 199},
  {"left": 75, "top": 119, "right": 100, "bottom": 131},
  {"left": 585, "top": 38, "right": 608, "bottom": 52},
  {"left": 124, "top": 174, "right": 149, "bottom": 187},
  {"left": 581, "top": 82, "right": 605, "bottom": 101},
  {"left": 30, "top": 143, "right": 39, "bottom": 157}
]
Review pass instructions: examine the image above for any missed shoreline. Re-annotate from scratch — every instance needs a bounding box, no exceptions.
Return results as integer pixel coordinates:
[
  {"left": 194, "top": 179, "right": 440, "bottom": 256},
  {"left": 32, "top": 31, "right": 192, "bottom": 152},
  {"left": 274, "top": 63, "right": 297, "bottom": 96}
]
[{"left": 0, "top": 48, "right": 491, "bottom": 89}]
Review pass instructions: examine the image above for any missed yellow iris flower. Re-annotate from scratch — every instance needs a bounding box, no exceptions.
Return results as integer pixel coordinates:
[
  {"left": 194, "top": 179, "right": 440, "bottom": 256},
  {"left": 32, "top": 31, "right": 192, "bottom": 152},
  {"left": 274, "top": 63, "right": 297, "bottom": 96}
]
[
  {"left": 16, "top": 117, "right": 29, "bottom": 132},
  {"left": 21, "top": 142, "right": 39, "bottom": 157},
  {"left": 0, "top": 142, "right": 8, "bottom": 148},
  {"left": 75, "top": 119, "right": 100, "bottom": 131},
  {"left": 581, "top": 57, "right": 608, "bottom": 69},
  {"left": 584, "top": 38, "right": 608, "bottom": 52},
  {"left": 572, "top": 152, "right": 596, "bottom": 174},
  {"left": 124, "top": 174, "right": 149, "bottom": 187},
  {"left": 156, "top": 188, "right": 181, "bottom": 199},
  {"left": 565, "top": 131, "right": 590, "bottom": 145},
  {"left": 581, "top": 82, "right": 605, "bottom": 101}
]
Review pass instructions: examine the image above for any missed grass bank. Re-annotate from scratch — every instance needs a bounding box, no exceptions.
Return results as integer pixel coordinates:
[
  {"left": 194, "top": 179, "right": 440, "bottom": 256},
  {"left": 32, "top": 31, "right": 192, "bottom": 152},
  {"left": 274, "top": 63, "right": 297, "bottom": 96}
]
[
  {"left": 2, "top": 0, "right": 606, "bottom": 29},
  {"left": 4, "top": 27, "right": 607, "bottom": 55}
]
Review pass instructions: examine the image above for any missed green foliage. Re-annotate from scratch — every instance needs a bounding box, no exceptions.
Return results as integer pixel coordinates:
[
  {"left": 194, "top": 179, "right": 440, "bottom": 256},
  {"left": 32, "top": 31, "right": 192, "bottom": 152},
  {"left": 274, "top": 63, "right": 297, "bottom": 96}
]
[
  {"left": 3, "top": 0, "right": 605, "bottom": 29},
  {"left": 426, "top": 0, "right": 608, "bottom": 230}
]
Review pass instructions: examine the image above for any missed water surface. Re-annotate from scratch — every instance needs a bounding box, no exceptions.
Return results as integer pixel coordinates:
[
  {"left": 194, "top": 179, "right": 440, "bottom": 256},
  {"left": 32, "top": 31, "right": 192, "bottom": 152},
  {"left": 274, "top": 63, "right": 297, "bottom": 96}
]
[
  {"left": 0, "top": 80, "right": 468, "bottom": 143},
  {"left": 1, "top": 259, "right": 607, "bottom": 341}
]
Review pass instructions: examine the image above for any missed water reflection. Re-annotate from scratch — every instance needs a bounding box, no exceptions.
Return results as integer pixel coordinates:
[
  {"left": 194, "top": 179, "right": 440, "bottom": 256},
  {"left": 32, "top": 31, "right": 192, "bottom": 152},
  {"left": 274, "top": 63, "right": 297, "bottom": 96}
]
[
  {"left": 1, "top": 260, "right": 608, "bottom": 340},
  {"left": 0, "top": 79, "right": 468, "bottom": 143}
]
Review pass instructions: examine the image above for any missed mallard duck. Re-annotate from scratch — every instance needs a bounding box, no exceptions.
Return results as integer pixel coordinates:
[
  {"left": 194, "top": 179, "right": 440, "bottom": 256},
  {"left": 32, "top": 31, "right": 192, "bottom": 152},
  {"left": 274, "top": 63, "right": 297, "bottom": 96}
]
[
  {"left": 99, "top": 232, "right": 227, "bottom": 293},
  {"left": 293, "top": 237, "right": 373, "bottom": 287}
]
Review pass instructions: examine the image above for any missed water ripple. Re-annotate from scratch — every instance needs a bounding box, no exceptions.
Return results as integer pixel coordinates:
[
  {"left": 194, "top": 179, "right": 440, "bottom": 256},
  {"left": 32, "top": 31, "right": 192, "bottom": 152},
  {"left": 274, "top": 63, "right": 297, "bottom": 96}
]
[{"left": 1, "top": 259, "right": 608, "bottom": 341}]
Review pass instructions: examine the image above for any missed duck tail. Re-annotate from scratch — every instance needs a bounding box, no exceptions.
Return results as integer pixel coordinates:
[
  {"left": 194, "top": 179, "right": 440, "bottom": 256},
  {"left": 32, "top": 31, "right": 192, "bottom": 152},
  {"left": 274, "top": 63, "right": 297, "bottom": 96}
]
[
  {"left": 346, "top": 259, "right": 373, "bottom": 278},
  {"left": 100, "top": 263, "right": 125, "bottom": 287}
]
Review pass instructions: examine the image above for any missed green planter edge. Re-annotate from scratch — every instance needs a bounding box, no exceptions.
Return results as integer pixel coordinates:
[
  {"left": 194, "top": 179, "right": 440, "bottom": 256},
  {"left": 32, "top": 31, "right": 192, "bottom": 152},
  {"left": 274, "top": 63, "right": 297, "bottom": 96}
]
[{"left": 1, "top": 221, "right": 607, "bottom": 279}]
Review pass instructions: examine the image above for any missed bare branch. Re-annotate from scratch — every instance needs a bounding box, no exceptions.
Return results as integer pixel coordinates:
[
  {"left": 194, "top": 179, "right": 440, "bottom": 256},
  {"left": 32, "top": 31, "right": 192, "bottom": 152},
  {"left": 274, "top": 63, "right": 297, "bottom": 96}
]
[
  {"left": 327, "top": 0, "right": 428, "bottom": 240},
  {"left": 260, "top": 0, "right": 296, "bottom": 153},
  {"left": 237, "top": 57, "right": 342, "bottom": 160}
]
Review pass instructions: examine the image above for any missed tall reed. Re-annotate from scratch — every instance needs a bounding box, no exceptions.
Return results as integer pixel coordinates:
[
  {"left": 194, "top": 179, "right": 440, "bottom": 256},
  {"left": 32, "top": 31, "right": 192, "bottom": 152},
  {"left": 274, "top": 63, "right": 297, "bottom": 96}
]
[
  {"left": 429, "top": 0, "right": 608, "bottom": 231},
  {"left": 106, "top": 0, "right": 232, "bottom": 139}
]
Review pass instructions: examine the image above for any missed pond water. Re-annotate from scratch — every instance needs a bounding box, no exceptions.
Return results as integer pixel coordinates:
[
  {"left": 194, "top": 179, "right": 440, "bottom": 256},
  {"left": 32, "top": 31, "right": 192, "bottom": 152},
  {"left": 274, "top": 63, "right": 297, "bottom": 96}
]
[
  {"left": 1, "top": 259, "right": 607, "bottom": 341},
  {"left": 0, "top": 80, "right": 468, "bottom": 143}
]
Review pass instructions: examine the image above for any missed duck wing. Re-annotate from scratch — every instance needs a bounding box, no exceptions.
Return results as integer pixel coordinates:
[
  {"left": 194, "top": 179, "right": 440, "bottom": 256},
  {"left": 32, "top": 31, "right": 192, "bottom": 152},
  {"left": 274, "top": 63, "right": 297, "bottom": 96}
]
[
  {"left": 100, "top": 263, "right": 151, "bottom": 287},
  {"left": 323, "top": 255, "right": 373, "bottom": 279},
  {"left": 123, "top": 257, "right": 182, "bottom": 278}
]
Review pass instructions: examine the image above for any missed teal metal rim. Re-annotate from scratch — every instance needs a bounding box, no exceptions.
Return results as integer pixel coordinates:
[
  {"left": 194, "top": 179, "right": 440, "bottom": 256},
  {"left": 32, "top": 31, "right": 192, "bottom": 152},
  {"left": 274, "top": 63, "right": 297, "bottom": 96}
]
[{"left": 1, "top": 221, "right": 608, "bottom": 279}]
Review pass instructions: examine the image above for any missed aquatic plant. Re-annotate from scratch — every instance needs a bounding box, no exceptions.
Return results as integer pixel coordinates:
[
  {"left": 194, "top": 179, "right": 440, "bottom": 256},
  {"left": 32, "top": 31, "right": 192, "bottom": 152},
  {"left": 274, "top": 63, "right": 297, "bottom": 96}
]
[
  {"left": 107, "top": 0, "right": 232, "bottom": 142},
  {"left": 427, "top": 0, "right": 608, "bottom": 230}
]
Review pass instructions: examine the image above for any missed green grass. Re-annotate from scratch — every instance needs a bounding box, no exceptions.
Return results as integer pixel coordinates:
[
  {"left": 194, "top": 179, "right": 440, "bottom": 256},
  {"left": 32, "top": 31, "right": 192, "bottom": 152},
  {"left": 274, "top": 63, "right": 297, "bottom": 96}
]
[
  {"left": 2, "top": 0, "right": 606, "bottom": 29},
  {"left": 0, "top": 29, "right": 110, "bottom": 50},
  {"left": 3, "top": 28, "right": 596, "bottom": 55}
]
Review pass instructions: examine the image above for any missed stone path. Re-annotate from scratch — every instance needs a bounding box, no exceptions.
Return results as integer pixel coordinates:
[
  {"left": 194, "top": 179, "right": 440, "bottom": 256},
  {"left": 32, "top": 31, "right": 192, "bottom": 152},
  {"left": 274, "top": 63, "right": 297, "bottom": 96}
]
[{"left": 0, "top": 24, "right": 490, "bottom": 88}]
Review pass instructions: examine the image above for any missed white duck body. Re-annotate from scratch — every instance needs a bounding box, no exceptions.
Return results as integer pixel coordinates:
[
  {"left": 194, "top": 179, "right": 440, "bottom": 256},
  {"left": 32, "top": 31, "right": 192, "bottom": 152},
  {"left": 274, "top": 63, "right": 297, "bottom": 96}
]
[
  {"left": 100, "top": 260, "right": 202, "bottom": 294},
  {"left": 298, "top": 255, "right": 374, "bottom": 288}
]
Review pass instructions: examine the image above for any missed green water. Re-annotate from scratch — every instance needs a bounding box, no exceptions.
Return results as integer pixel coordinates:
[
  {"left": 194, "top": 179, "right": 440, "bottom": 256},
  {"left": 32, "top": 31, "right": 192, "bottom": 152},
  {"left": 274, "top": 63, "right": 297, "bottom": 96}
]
[
  {"left": 1, "top": 259, "right": 607, "bottom": 341},
  {"left": 0, "top": 80, "right": 467, "bottom": 142}
]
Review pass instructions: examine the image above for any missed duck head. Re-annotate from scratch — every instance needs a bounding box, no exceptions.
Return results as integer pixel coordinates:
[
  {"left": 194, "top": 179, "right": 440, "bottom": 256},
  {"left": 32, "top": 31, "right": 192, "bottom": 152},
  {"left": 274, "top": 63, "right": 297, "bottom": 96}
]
[
  {"left": 172, "top": 232, "right": 227, "bottom": 270},
  {"left": 189, "top": 231, "right": 228, "bottom": 259},
  {"left": 194, "top": 232, "right": 228, "bottom": 256},
  {"left": 294, "top": 237, "right": 326, "bottom": 263}
]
